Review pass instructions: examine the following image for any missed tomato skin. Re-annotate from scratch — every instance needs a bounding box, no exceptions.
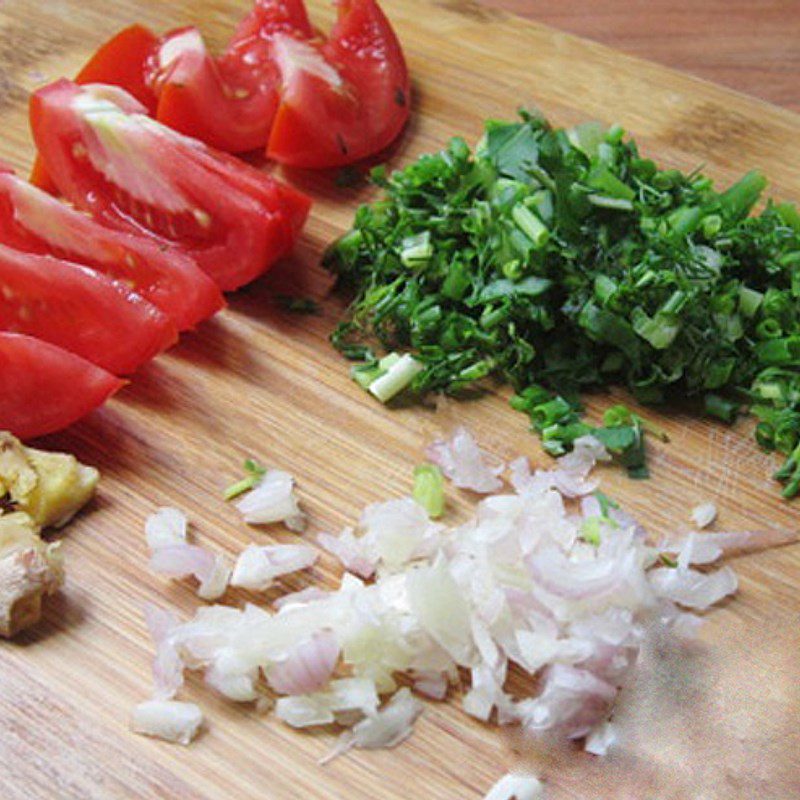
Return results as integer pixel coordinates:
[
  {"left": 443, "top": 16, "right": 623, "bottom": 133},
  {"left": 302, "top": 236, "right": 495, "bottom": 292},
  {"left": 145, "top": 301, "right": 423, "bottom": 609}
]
[
  {"left": 75, "top": 24, "right": 159, "bottom": 114},
  {"left": 0, "top": 332, "right": 124, "bottom": 440},
  {"left": 0, "top": 243, "right": 177, "bottom": 374},
  {"left": 266, "top": 0, "right": 410, "bottom": 168},
  {"left": 152, "top": 1, "right": 313, "bottom": 153},
  {"left": 29, "top": 155, "right": 58, "bottom": 195},
  {"left": 30, "top": 80, "right": 311, "bottom": 292},
  {"left": 0, "top": 169, "right": 224, "bottom": 330}
]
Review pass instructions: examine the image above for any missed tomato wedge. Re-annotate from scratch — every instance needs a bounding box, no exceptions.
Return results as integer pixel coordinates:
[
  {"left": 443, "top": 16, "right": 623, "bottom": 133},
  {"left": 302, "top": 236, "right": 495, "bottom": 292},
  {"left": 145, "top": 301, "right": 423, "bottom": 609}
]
[
  {"left": 30, "top": 24, "right": 160, "bottom": 192},
  {"left": 266, "top": 0, "right": 410, "bottom": 168},
  {"left": 0, "top": 166, "right": 224, "bottom": 330},
  {"left": 30, "top": 80, "right": 311, "bottom": 291},
  {"left": 0, "top": 332, "right": 124, "bottom": 440},
  {"left": 151, "top": 0, "right": 313, "bottom": 153},
  {"left": 0, "top": 243, "right": 176, "bottom": 374}
]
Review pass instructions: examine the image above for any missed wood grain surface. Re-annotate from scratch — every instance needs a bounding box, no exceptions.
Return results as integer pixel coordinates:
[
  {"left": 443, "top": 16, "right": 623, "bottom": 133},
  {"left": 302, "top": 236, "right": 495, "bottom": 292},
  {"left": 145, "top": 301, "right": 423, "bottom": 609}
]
[
  {"left": 483, "top": 0, "right": 800, "bottom": 113},
  {"left": 1, "top": 1, "right": 799, "bottom": 799}
]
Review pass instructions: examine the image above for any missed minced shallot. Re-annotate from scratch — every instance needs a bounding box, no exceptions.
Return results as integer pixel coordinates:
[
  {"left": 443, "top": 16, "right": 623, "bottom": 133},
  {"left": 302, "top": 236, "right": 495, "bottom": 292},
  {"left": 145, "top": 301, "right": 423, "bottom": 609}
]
[
  {"left": 134, "top": 432, "right": 744, "bottom": 764},
  {"left": 483, "top": 772, "right": 545, "bottom": 800},
  {"left": 145, "top": 508, "right": 231, "bottom": 601},
  {"left": 130, "top": 700, "right": 203, "bottom": 745},
  {"left": 427, "top": 427, "right": 504, "bottom": 493},
  {"left": 235, "top": 469, "right": 306, "bottom": 531}
]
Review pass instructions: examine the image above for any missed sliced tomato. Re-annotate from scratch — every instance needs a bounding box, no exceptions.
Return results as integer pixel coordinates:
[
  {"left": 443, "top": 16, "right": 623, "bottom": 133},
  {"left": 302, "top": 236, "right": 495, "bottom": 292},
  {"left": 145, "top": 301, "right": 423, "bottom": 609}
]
[
  {"left": 0, "top": 167, "right": 224, "bottom": 330},
  {"left": 30, "top": 24, "right": 159, "bottom": 192},
  {"left": 30, "top": 80, "right": 311, "bottom": 291},
  {"left": 0, "top": 332, "right": 124, "bottom": 440},
  {"left": 29, "top": 155, "right": 58, "bottom": 194},
  {"left": 266, "top": 0, "right": 410, "bottom": 168},
  {"left": 0, "top": 243, "right": 176, "bottom": 374},
  {"left": 151, "top": 0, "right": 314, "bottom": 153}
]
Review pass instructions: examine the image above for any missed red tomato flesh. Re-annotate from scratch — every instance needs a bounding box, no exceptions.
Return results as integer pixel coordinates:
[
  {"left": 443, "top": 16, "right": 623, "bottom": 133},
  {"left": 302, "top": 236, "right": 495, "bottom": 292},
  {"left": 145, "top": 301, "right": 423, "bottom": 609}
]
[
  {"left": 76, "top": 24, "right": 160, "bottom": 114},
  {"left": 151, "top": 0, "right": 313, "bottom": 154},
  {"left": 266, "top": 0, "right": 410, "bottom": 168},
  {"left": 30, "top": 24, "right": 160, "bottom": 192},
  {"left": 0, "top": 332, "right": 124, "bottom": 440},
  {"left": 0, "top": 167, "right": 224, "bottom": 330},
  {"left": 30, "top": 80, "right": 311, "bottom": 291},
  {"left": 0, "top": 243, "right": 177, "bottom": 374}
]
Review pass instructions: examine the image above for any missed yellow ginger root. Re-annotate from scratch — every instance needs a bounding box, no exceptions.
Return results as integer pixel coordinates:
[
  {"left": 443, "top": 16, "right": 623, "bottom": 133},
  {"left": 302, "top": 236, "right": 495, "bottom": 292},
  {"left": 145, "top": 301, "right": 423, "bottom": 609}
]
[
  {"left": 0, "top": 513, "right": 64, "bottom": 637},
  {"left": 0, "top": 432, "right": 99, "bottom": 528},
  {"left": 0, "top": 432, "right": 98, "bottom": 637}
]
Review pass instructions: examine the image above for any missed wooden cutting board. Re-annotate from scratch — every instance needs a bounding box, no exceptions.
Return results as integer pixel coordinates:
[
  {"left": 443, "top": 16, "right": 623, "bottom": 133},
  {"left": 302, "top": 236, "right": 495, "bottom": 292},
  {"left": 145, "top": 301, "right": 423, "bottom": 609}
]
[{"left": 1, "top": 1, "right": 799, "bottom": 798}]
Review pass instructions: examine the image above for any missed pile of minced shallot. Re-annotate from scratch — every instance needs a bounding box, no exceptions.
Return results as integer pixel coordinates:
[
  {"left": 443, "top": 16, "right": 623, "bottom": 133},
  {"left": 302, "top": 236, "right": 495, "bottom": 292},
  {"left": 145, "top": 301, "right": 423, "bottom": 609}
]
[{"left": 132, "top": 428, "right": 744, "bottom": 772}]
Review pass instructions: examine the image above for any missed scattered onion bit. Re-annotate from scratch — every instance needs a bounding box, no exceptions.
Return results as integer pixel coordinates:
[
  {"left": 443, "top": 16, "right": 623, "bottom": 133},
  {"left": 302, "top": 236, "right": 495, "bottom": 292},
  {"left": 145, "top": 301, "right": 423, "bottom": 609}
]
[
  {"left": 483, "top": 772, "right": 544, "bottom": 800},
  {"left": 130, "top": 700, "right": 203, "bottom": 745},
  {"left": 691, "top": 501, "right": 717, "bottom": 529}
]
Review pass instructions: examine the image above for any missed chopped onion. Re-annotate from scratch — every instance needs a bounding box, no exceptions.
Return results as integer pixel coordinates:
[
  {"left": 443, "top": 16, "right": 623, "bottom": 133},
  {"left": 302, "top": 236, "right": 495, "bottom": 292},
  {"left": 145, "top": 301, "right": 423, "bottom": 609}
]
[
  {"left": 235, "top": 469, "right": 305, "bottom": 530},
  {"left": 649, "top": 564, "right": 738, "bottom": 609},
  {"left": 273, "top": 587, "right": 331, "bottom": 611},
  {"left": 275, "top": 678, "right": 379, "bottom": 728},
  {"left": 317, "top": 529, "right": 378, "bottom": 579},
  {"left": 483, "top": 772, "right": 544, "bottom": 800},
  {"left": 584, "top": 720, "right": 616, "bottom": 756},
  {"left": 145, "top": 512, "right": 229, "bottom": 601},
  {"left": 412, "top": 671, "right": 448, "bottom": 700},
  {"left": 145, "top": 507, "right": 188, "bottom": 550},
  {"left": 231, "top": 544, "right": 318, "bottom": 591},
  {"left": 660, "top": 529, "right": 798, "bottom": 564},
  {"left": 197, "top": 555, "right": 231, "bottom": 601},
  {"left": 427, "top": 427, "right": 504, "bottom": 493},
  {"left": 144, "top": 604, "right": 184, "bottom": 700},
  {"left": 205, "top": 660, "right": 259, "bottom": 702},
  {"left": 691, "top": 502, "right": 717, "bottom": 529},
  {"left": 130, "top": 700, "right": 202, "bottom": 745},
  {"left": 319, "top": 498, "right": 441, "bottom": 578},
  {"left": 138, "top": 427, "right": 747, "bottom": 760},
  {"left": 149, "top": 544, "right": 230, "bottom": 601},
  {"left": 324, "top": 688, "right": 423, "bottom": 763},
  {"left": 268, "top": 631, "right": 340, "bottom": 695},
  {"left": 517, "top": 663, "right": 617, "bottom": 739}
]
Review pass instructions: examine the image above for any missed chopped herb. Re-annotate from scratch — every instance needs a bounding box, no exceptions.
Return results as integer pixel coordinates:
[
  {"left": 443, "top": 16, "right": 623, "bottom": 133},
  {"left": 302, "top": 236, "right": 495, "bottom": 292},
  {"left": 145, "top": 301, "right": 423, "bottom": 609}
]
[
  {"left": 224, "top": 459, "right": 267, "bottom": 501},
  {"left": 413, "top": 463, "right": 445, "bottom": 518},
  {"left": 579, "top": 517, "right": 602, "bottom": 546},
  {"left": 326, "top": 111, "right": 800, "bottom": 497},
  {"left": 277, "top": 295, "right": 321, "bottom": 314}
]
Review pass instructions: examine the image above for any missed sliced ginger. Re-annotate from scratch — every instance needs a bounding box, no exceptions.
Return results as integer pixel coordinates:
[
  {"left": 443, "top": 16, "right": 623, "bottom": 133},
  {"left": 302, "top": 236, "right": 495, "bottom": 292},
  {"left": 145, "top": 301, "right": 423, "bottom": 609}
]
[
  {"left": 0, "top": 512, "right": 64, "bottom": 637},
  {"left": 0, "top": 432, "right": 99, "bottom": 637}
]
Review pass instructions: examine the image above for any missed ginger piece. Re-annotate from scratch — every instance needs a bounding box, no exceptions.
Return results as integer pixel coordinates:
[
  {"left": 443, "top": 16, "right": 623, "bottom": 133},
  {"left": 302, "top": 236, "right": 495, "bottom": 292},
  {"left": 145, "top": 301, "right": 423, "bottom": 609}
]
[
  {"left": 22, "top": 449, "right": 99, "bottom": 529},
  {"left": 0, "top": 432, "right": 38, "bottom": 502},
  {"left": 0, "top": 432, "right": 98, "bottom": 637},
  {"left": 0, "top": 432, "right": 98, "bottom": 529},
  {"left": 0, "top": 513, "right": 64, "bottom": 638}
]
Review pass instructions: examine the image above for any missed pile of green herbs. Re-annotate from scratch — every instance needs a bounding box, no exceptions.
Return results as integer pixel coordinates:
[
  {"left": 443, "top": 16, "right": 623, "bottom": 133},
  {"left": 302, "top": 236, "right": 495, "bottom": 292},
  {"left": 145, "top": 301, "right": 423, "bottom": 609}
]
[{"left": 324, "top": 111, "right": 800, "bottom": 497}]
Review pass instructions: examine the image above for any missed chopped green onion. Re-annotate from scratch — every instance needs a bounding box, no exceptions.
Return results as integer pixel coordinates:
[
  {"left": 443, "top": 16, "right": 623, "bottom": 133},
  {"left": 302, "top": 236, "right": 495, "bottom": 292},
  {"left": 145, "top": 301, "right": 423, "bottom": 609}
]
[
  {"left": 704, "top": 393, "right": 739, "bottom": 423},
  {"left": 224, "top": 459, "right": 267, "bottom": 501},
  {"left": 511, "top": 204, "right": 549, "bottom": 247},
  {"left": 579, "top": 517, "right": 602, "bottom": 546},
  {"left": 368, "top": 354, "right": 424, "bottom": 402},
  {"left": 413, "top": 464, "right": 445, "bottom": 518},
  {"left": 400, "top": 231, "right": 433, "bottom": 267},
  {"left": 277, "top": 295, "right": 321, "bottom": 314}
]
